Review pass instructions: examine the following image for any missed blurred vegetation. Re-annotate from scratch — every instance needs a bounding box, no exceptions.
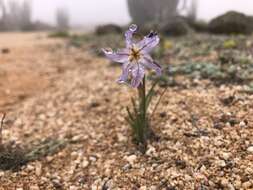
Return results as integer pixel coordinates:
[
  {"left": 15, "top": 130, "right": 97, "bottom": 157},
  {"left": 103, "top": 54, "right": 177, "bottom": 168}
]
[
  {"left": 64, "top": 29, "right": 253, "bottom": 91},
  {"left": 0, "top": 0, "right": 70, "bottom": 32},
  {"left": 48, "top": 31, "right": 70, "bottom": 38},
  {"left": 0, "top": 138, "right": 66, "bottom": 171},
  {"left": 56, "top": 7, "right": 70, "bottom": 32},
  {"left": 0, "top": 0, "right": 32, "bottom": 31},
  {"left": 95, "top": 24, "right": 122, "bottom": 36},
  {"left": 208, "top": 11, "right": 253, "bottom": 35}
]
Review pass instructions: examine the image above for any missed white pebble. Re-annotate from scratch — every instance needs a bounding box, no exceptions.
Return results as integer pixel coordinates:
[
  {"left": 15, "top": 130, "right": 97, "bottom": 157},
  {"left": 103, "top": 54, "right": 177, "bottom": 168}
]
[
  {"left": 125, "top": 155, "right": 137, "bottom": 165},
  {"left": 247, "top": 146, "right": 253, "bottom": 153}
]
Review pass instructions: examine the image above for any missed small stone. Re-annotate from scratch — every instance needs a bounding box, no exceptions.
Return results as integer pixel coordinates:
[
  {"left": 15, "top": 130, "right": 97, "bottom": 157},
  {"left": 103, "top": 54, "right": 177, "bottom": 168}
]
[
  {"left": 71, "top": 135, "right": 82, "bottom": 142},
  {"left": 2, "top": 48, "right": 10, "bottom": 54},
  {"left": 239, "top": 121, "right": 246, "bottom": 127},
  {"left": 234, "top": 180, "right": 241, "bottom": 189},
  {"left": 0, "top": 171, "right": 4, "bottom": 177},
  {"left": 47, "top": 156, "right": 54, "bottom": 162},
  {"left": 69, "top": 186, "right": 78, "bottom": 190},
  {"left": 221, "top": 178, "right": 229, "bottom": 186},
  {"left": 216, "top": 160, "right": 226, "bottom": 167},
  {"left": 125, "top": 155, "right": 137, "bottom": 165},
  {"left": 227, "top": 183, "right": 235, "bottom": 190},
  {"left": 82, "top": 160, "right": 89, "bottom": 168},
  {"left": 27, "top": 164, "right": 34, "bottom": 171},
  {"left": 117, "top": 133, "right": 127, "bottom": 142},
  {"left": 140, "top": 186, "right": 147, "bottom": 190},
  {"left": 35, "top": 163, "right": 42, "bottom": 176},
  {"left": 52, "top": 179, "right": 62, "bottom": 189},
  {"left": 89, "top": 156, "right": 97, "bottom": 162},
  {"left": 146, "top": 145, "right": 156, "bottom": 157},
  {"left": 221, "top": 152, "right": 231, "bottom": 160},
  {"left": 30, "top": 185, "right": 40, "bottom": 190},
  {"left": 247, "top": 146, "right": 253, "bottom": 153},
  {"left": 200, "top": 165, "right": 206, "bottom": 172},
  {"left": 122, "top": 163, "right": 131, "bottom": 171},
  {"left": 38, "top": 114, "right": 46, "bottom": 120},
  {"left": 242, "top": 181, "right": 251, "bottom": 189}
]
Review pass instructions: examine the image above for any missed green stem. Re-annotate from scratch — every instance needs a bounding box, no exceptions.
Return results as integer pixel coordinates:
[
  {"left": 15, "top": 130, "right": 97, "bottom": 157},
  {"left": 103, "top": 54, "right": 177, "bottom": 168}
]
[
  {"left": 0, "top": 113, "right": 6, "bottom": 146},
  {"left": 137, "top": 76, "right": 146, "bottom": 143},
  {"left": 142, "top": 76, "right": 146, "bottom": 128}
]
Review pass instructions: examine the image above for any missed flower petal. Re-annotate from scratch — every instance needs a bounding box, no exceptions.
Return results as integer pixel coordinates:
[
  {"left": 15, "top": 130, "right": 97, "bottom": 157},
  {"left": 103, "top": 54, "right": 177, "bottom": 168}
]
[
  {"left": 125, "top": 24, "right": 138, "bottom": 48},
  {"left": 131, "top": 64, "right": 145, "bottom": 88},
  {"left": 137, "top": 32, "right": 159, "bottom": 53},
  {"left": 102, "top": 48, "right": 129, "bottom": 63},
  {"left": 117, "top": 62, "right": 132, "bottom": 84},
  {"left": 141, "top": 54, "right": 162, "bottom": 76}
]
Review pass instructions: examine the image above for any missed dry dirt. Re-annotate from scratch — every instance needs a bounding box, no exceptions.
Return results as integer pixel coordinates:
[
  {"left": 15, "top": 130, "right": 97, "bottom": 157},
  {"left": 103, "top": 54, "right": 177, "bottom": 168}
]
[{"left": 0, "top": 33, "right": 252, "bottom": 190}]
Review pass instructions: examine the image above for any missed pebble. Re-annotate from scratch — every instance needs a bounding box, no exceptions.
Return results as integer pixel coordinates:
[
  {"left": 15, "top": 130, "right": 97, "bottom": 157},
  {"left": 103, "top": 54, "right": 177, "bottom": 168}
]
[
  {"left": 247, "top": 146, "right": 253, "bottom": 153},
  {"left": 26, "top": 164, "right": 35, "bottom": 171},
  {"left": 46, "top": 156, "right": 54, "bottom": 162},
  {"left": 52, "top": 179, "right": 62, "bottom": 189},
  {"left": 125, "top": 155, "right": 137, "bottom": 165},
  {"left": 239, "top": 121, "right": 246, "bottom": 127},
  {"left": 234, "top": 180, "right": 241, "bottom": 189},
  {"left": 71, "top": 135, "right": 82, "bottom": 142},
  {"left": 69, "top": 186, "right": 78, "bottom": 190},
  {"left": 0, "top": 171, "right": 4, "bottom": 177},
  {"left": 228, "top": 183, "right": 235, "bottom": 190},
  {"left": 117, "top": 133, "right": 127, "bottom": 142},
  {"left": 122, "top": 163, "right": 131, "bottom": 171},
  {"left": 89, "top": 156, "right": 97, "bottom": 162},
  {"left": 82, "top": 160, "right": 89, "bottom": 168},
  {"left": 140, "top": 186, "right": 147, "bottom": 190},
  {"left": 30, "top": 185, "right": 40, "bottom": 190},
  {"left": 221, "top": 178, "right": 229, "bottom": 186},
  {"left": 35, "top": 162, "right": 42, "bottom": 176},
  {"left": 242, "top": 181, "right": 251, "bottom": 189},
  {"left": 216, "top": 160, "right": 226, "bottom": 167},
  {"left": 146, "top": 145, "right": 156, "bottom": 157},
  {"left": 221, "top": 152, "right": 231, "bottom": 160}
]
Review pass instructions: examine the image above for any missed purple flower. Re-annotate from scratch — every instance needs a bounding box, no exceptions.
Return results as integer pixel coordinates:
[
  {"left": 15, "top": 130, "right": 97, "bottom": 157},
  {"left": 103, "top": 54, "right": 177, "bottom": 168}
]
[{"left": 102, "top": 24, "right": 161, "bottom": 88}]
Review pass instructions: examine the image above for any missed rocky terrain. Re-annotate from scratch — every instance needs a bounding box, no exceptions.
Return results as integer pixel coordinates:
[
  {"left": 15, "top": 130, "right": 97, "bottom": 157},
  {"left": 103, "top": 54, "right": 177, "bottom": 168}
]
[{"left": 0, "top": 32, "right": 252, "bottom": 190}]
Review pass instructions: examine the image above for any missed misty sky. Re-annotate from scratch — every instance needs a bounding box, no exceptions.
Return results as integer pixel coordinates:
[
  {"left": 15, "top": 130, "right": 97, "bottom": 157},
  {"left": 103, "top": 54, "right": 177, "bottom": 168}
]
[{"left": 31, "top": 0, "right": 253, "bottom": 26}]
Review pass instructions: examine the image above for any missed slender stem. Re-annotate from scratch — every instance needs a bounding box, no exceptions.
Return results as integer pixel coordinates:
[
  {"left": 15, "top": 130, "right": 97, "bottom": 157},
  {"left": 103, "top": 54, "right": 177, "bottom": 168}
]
[
  {"left": 0, "top": 113, "right": 6, "bottom": 146},
  {"left": 142, "top": 76, "right": 146, "bottom": 127},
  {"left": 150, "top": 86, "right": 168, "bottom": 119},
  {"left": 137, "top": 76, "right": 146, "bottom": 143}
]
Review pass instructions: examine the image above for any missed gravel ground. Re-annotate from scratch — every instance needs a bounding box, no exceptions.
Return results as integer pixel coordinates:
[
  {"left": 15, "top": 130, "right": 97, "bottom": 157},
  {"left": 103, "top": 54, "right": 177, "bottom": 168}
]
[{"left": 0, "top": 33, "right": 253, "bottom": 190}]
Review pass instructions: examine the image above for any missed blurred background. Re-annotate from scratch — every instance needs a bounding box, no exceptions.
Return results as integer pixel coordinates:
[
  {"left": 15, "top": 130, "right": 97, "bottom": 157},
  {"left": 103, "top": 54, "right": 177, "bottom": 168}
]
[{"left": 1, "top": 0, "right": 253, "bottom": 32}]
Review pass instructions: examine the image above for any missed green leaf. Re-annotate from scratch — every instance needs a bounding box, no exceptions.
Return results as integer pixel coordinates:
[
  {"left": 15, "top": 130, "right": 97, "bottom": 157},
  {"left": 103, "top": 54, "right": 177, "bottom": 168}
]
[
  {"left": 131, "top": 98, "right": 138, "bottom": 115},
  {"left": 146, "top": 79, "right": 159, "bottom": 109},
  {"left": 126, "top": 106, "right": 134, "bottom": 123}
]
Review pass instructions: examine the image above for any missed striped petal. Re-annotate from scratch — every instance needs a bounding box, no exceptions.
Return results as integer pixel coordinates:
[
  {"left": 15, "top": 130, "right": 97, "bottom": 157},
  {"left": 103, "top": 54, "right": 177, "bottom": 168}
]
[
  {"left": 117, "top": 62, "right": 132, "bottom": 84},
  {"left": 102, "top": 48, "right": 129, "bottom": 63},
  {"left": 125, "top": 24, "right": 138, "bottom": 48},
  {"left": 131, "top": 64, "right": 145, "bottom": 88},
  {"left": 141, "top": 54, "right": 162, "bottom": 76},
  {"left": 137, "top": 32, "right": 159, "bottom": 53}
]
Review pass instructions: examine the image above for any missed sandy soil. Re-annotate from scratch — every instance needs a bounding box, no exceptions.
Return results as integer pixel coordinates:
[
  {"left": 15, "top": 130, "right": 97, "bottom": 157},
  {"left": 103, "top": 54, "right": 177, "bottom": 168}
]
[{"left": 0, "top": 33, "right": 252, "bottom": 190}]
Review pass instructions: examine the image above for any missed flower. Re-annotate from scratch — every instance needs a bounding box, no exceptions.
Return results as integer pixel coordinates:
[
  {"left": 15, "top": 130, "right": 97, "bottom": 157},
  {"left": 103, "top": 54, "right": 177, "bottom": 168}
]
[{"left": 102, "top": 24, "right": 162, "bottom": 88}]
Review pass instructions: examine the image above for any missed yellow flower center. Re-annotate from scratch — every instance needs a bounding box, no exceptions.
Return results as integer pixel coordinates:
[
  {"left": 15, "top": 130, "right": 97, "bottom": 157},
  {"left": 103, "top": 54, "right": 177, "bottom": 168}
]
[{"left": 129, "top": 47, "right": 141, "bottom": 62}]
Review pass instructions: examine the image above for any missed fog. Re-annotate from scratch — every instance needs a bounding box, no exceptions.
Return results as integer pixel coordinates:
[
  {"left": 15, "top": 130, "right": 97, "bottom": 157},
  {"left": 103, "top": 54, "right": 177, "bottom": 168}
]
[{"left": 31, "top": 0, "right": 253, "bottom": 26}]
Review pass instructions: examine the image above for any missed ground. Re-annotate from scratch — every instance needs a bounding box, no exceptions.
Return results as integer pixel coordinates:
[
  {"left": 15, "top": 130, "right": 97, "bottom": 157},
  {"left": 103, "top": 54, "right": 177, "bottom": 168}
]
[{"left": 0, "top": 32, "right": 252, "bottom": 190}]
